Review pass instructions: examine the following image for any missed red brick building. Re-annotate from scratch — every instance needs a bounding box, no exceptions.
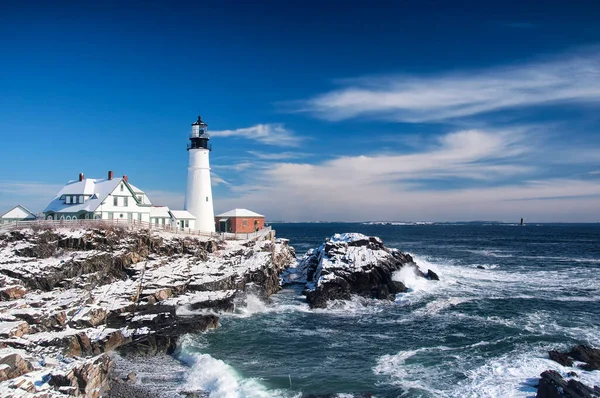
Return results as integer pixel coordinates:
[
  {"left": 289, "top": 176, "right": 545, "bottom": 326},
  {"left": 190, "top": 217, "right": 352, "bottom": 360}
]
[{"left": 215, "top": 209, "right": 265, "bottom": 233}]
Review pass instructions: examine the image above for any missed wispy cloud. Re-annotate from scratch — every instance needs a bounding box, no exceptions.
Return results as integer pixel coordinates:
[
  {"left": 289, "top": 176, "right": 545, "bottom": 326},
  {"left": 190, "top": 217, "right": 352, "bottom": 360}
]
[
  {"left": 246, "top": 150, "right": 311, "bottom": 160},
  {"left": 294, "top": 49, "right": 600, "bottom": 122},
  {"left": 215, "top": 129, "right": 600, "bottom": 222},
  {"left": 210, "top": 124, "right": 302, "bottom": 147},
  {"left": 211, "top": 172, "right": 230, "bottom": 186}
]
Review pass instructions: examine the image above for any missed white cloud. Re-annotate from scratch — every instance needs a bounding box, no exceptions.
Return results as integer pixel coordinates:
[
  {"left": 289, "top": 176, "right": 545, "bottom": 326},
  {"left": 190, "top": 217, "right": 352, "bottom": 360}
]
[
  {"left": 589, "top": 170, "right": 600, "bottom": 175},
  {"left": 246, "top": 151, "right": 310, "bottom": 160},
  {"left": 295, "top": 49, "right": 600, "bottom": 122},
  {"left": 210, "top": 124, "right": 302, "bottom": 147},
  {"left": 215, "top": 129, "right": 600, "bottom": 222}
]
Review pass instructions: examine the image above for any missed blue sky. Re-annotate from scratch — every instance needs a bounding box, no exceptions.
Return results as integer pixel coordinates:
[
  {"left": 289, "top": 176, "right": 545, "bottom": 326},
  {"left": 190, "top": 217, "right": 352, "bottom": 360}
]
[{"left": 1, "top": 1, "right": 600, "bottom": 222}]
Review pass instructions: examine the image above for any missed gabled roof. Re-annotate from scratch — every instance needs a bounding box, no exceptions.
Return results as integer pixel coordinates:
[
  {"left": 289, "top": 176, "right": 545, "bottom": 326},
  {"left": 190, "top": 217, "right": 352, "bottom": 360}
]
[
  {"left": 127, "top": 183, "right": 145, "bottom": 194},
  {"left": 1, "top": 205, "right": 36, "bottom": 220},
  {"left": 169, "top": 210, "right": 196, "bottom": 219},
  {"left": 149, "top": 206, "right": 171, "bottom": 218},
  {"left": 44, "top": 178, "right": 122, "bottom": 214},
  {"left": 215, "top": 208, "right": 264, "bottom": 218}
]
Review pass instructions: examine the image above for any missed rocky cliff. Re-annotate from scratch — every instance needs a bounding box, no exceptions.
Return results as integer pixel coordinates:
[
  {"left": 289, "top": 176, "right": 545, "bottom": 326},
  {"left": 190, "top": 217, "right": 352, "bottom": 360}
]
[{"left": 0, "top": 225, "right": 295, "bottom": 397}]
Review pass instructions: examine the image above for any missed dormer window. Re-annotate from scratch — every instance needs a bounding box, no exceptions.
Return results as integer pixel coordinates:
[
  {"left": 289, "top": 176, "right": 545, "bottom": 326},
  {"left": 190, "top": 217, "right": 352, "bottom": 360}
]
[
  {"left": 66, "top": 196, "right": 71, "bottom": 204},
  {"left": 79, "top": 195, "right": 84, "bottom": 204}
]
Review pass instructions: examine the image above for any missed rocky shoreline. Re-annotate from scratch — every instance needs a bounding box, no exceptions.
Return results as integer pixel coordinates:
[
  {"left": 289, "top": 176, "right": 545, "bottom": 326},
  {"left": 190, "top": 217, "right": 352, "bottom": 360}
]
[
  {"left": 1, "top": 226, "right": 597, "bottom": 397},
  {"left": 0, "top": 225, "right": 295, "bottom": 396}
]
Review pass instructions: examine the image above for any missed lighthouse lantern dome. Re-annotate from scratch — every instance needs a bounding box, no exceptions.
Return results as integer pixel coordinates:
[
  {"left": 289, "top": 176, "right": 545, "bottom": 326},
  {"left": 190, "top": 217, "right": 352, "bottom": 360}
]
[
  {"left": 188, "top": 115, "right": 211, "bottom": 151},
  {"left": 191, "top": 115, "right": 208, "bottom": 138}
]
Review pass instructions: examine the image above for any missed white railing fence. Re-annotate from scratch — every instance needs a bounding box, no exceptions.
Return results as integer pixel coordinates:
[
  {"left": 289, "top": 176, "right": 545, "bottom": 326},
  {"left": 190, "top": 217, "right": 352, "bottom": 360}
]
[{"left": 0, "top": 219, "right": 273, "bottom": 241}]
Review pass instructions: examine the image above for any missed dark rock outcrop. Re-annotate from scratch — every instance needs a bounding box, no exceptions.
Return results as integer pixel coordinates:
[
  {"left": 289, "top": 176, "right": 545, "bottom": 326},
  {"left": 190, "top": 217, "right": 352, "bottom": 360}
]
[
  {"left": 426, "top": 269, "right": 440, "bottom": 281},
  {"left": 537, "top": 370, "right": 600, "bottom": 398},
  {"left": 549, "top": 350, "right": 574, "bottom": 367},
  {"left": 298, "top": 233, "right": 427, "bottom": 308},
  {"left": 548, "top": 345, "right": 600, "bottom": 371},
  {"left": 539, "top": 345, "right": 600, "bottom": 397},
  {"left": 569, "top": 345, "right": 600, "bottom": 371}
]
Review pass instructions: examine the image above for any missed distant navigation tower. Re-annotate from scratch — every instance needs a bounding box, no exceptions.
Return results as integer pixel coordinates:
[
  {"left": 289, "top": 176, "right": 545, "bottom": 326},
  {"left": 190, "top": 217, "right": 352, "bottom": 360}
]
[{"left": 184, "top": 116, "right": 215, "bottom": 232}]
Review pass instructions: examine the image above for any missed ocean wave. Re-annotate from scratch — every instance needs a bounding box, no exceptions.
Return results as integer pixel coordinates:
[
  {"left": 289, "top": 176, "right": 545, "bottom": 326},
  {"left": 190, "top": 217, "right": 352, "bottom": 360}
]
[
  {"left": 453, "top": 349, "right": 600, "bottom": 398},
  {"left": 374, "top": 344, "right": 600, "bottom": 398},
  {"left": 178, "top": 341, "right": 298, "bottom": 398},
  {"left": 415, "top": 297, "right": 473, "bottom": 315}
]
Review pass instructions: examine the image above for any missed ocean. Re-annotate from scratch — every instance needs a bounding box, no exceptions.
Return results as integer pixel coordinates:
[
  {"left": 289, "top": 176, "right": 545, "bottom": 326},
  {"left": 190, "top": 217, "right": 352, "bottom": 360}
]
[{"left": 129, "top": 223, "right": 600, "bottom": 397}]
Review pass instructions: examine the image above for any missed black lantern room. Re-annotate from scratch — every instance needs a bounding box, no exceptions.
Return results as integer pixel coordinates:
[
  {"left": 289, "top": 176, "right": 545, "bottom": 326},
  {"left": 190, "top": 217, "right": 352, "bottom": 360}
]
[{"left": 188, "top": 115, "right": 211, "bottom": 151}]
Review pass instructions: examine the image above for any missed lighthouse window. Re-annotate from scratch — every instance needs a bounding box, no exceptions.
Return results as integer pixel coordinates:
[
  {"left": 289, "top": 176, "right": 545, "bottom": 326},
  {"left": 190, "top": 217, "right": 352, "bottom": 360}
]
[{"left": 206, "top": 196, "right": 209, "bottom": 202}]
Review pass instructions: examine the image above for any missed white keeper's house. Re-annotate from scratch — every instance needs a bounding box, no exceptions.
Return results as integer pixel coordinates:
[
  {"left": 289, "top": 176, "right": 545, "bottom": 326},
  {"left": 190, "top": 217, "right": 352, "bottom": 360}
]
[{"left": 43, "top": 171, "right": 196, "bottom": 229}]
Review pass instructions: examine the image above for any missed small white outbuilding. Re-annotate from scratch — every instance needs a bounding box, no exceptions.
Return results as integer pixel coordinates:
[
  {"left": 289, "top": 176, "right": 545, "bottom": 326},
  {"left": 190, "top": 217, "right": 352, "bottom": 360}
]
[{"left": 0, "top": 205, "right": 37, "bottom": 224}]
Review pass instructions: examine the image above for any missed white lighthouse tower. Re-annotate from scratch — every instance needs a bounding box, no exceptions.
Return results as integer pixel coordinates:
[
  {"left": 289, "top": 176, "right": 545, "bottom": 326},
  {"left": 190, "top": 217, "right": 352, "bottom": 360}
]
[{"left": 184, "top": 116, "right": 215, "bottom": 232}]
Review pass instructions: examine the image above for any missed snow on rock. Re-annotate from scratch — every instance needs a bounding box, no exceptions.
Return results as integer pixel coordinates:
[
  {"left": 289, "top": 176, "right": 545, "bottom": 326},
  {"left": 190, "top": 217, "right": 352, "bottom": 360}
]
[
  {"left": 0, "top": 225, "right": 295, "bottom": 396},
  {"left": 293, "top": 233, "right": 430, "bottom": 308}
]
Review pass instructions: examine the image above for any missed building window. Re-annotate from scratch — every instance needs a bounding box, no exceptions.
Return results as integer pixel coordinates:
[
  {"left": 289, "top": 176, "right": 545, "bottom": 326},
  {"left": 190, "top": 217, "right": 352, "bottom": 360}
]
[
  {"left": 113, "top": 197, "right": 118, "bottom": 206},
  {"left": 79, "top": 195, "right": 84, "bottom": 204},
  {"left": 124, "top": 197, "right": 128, "bottom": 207},
  {"left": 138, "top": 213, "right": 142, "bottom": 221},
  {"left": 108, "top": 212, "right": 113, "bottom": 220},
  {"left": 119, "top": 213, "right": 123, "bottom": 218},
  {"left": 137, "top": 195, "right": 142, "bottom": 203},
  {"left": 185, "top": 220, "right": 189, "bottom": 228},
  {"left": 120, "top": 184, "right": 124, "bottom": 192},
  {"left": 66, "top": 196, "right": 71, "bottom": 204},
  {"left": 243, "top": 219, "right": 247, "bottom": 227}
]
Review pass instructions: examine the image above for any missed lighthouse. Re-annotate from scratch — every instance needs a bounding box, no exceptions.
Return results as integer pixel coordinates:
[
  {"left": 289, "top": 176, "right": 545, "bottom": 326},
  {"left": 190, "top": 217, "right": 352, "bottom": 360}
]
[{"left": 184, "top": 116, "right": 215, "bottom": 232}]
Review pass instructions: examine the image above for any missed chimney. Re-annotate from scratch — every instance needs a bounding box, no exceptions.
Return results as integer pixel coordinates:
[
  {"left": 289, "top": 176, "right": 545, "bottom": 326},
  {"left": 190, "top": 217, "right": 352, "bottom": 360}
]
[
  {"left": 108, "top": 170, "right": 114, "bottom": 180},
  {"left": 123, "top": 175, "right": 128, "bottom": 183},
  {"left": 78, "top": 173, "right": 84, "bottom": 182}
]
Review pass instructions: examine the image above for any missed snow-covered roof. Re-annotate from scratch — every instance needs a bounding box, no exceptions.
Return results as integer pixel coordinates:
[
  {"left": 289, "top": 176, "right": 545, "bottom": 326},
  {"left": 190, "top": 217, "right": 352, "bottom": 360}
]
[
  {"left": 128, "top": 183, "right": 144, "bottom": 194},
  {"left": 215, "top": 208, "right": 264, "bottom": 218},
  {"left": 169, "top": 210, "right": 196, "bottom": 219},
  {"left": 150, "top": 206, "right": 171, "bottom": 218},
  {"left": 44, "top": 178, "right": 122, "bottom": 214},
  {"left": 0, "top": 205, "right": 36, "bottom": 220}
]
